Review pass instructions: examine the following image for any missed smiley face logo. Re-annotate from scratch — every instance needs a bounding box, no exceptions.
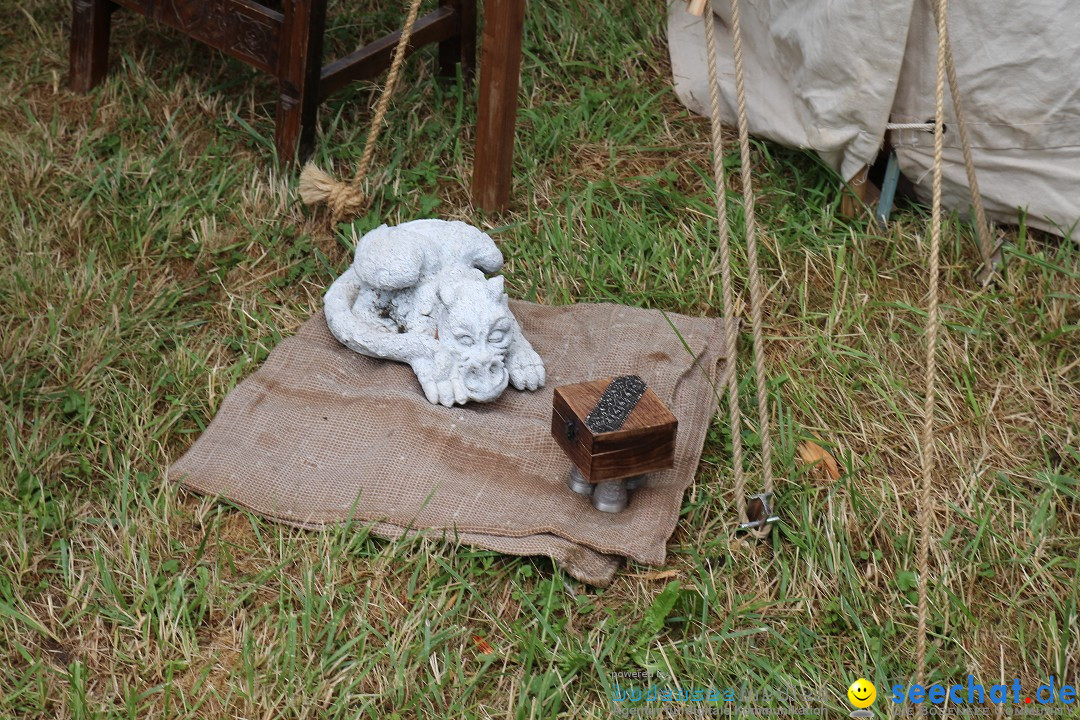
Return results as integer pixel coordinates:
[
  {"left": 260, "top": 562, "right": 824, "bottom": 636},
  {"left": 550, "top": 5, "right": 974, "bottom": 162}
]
[{"left": 847, "top": 678, "right": 877, "bottom": 710}]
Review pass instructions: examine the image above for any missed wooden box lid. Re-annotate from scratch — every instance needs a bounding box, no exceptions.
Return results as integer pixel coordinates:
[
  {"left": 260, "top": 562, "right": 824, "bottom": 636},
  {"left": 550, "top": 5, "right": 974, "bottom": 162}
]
[{"left": 551, "top": 377, "right": 678, "bottom": 483}]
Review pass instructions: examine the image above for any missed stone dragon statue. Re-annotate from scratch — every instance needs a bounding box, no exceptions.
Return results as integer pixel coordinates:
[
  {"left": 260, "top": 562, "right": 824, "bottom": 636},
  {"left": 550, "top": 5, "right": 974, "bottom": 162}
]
[{"left": 324, "top": 220, "right": 546, "bottom": 406}]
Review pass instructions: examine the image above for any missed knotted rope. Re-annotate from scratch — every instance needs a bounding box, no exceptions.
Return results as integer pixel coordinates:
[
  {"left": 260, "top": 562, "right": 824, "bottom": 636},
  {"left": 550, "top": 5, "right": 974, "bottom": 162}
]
[
  {"left": 299, "top": 0, "right": 425, "bottom": 223},
  {"left": 698, "top": 0, "right": 775, "bottom": 540}
]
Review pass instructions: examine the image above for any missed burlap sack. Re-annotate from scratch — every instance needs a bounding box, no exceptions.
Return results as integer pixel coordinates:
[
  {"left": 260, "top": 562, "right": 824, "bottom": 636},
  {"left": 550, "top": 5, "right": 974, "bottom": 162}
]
[{"left": 169, "top": 301, "right": 732, "bottom": 585}]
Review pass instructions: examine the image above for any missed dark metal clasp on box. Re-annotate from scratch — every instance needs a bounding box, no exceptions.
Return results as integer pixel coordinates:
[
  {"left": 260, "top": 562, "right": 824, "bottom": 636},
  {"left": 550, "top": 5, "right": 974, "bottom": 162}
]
[
  {"left": 565, "top": 418, "right": 578, "bottom": 442},
  {"left": 740, "top": 492, "right": 779, "bottom": 530}
]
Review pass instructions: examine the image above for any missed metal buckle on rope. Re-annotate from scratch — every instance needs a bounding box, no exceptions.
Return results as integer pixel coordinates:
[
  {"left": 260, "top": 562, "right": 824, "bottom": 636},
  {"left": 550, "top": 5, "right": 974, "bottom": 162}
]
[{"left": 740, "top": 492, "right": 779, "bottom": 530}]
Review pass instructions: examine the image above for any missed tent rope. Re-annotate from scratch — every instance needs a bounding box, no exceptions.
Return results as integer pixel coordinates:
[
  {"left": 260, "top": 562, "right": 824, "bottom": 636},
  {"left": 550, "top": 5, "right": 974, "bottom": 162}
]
[
  {"left": 727, "top": 0, "right": 775, "bottom": 539},
  {"left": 885, "top": 122, "right": 935, "bottom": 131},
  {"left": 885, "top": 0, "right": 995, "bottom": 282},
  {"left": 695, "top": 0, "right": 966, "bottom": 682},
  {"left": 298, "top": 0, "right": 425, "bottom": 223},
  {"left": 701, "top": 2, "right": 749, "bottom": 533},
  {"left": 934, "top": 0, "right": 997, "bottom": 283},
  {"left": 700, "top": 0, "right": 775, "bottom": 539},
  {"left": 917, "top": 0, "right": 949, "bottom": 686}
]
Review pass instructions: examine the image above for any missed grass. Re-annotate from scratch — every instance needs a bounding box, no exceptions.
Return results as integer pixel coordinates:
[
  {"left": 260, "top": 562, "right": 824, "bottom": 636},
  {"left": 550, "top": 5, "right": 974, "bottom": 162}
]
[{"left": 1, "top": 0, "right": 1078, "bottom": 717}]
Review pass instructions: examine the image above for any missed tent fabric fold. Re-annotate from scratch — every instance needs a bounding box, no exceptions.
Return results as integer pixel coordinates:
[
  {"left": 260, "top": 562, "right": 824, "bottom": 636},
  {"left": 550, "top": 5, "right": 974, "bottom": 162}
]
[{"left": 668, "top": 0, "right": 1080, "bottom": 235}]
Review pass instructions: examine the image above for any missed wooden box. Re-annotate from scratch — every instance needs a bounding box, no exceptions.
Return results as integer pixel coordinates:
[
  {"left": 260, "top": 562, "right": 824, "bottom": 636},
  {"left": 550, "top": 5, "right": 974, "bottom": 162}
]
[{"left": 551, "top": 377, "right": 678, "bottom": 483}]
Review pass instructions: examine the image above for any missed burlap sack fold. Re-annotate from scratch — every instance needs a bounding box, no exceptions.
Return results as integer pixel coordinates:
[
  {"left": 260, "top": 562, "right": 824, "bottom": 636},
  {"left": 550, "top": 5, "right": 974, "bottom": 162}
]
[{"left": 169, "top": 301, "right": 732, "bottom": 586}]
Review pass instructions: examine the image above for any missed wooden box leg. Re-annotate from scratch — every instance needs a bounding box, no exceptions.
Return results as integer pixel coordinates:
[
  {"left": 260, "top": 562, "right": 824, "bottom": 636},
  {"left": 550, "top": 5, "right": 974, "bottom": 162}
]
[
  {"left": 471, "top": 0, "right": 524, "bottom": 213},
  {"left": 70, "top": 0, "right": 113, "bottom": 92},
  {"left": 275, "top": 0, "right": 327, "bottom": 164},
  {"left": 439, "top": 0, "right": 476, "bottom": 82}
]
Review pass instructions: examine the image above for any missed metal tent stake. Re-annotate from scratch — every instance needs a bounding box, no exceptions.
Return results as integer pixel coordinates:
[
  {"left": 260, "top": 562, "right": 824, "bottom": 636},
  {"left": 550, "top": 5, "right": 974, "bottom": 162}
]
[{"left": 739, "top": 492, "right": 779, "bottom": 531}]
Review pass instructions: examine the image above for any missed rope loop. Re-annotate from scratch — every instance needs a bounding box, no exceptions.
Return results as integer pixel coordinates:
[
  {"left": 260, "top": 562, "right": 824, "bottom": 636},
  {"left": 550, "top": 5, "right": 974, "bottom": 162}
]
[{"left": 700, "top": 0, "right": 775, "bottom": 539}]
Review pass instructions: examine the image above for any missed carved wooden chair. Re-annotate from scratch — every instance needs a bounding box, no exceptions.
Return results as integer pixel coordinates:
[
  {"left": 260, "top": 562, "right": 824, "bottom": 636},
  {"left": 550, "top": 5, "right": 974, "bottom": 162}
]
[{"left": 69, "top": 0, "right": 525, "bottom": 211}]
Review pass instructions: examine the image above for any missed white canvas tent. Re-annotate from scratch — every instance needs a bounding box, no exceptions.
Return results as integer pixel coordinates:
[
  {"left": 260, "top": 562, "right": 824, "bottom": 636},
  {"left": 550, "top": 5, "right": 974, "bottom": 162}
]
[{"left": 667, "top": 0, "right": 1080, "bottom": 237}]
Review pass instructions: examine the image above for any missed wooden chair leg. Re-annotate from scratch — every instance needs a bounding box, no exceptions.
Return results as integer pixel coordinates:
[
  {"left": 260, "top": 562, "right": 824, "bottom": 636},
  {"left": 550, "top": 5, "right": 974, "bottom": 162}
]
[
  {"left": 471, "top": 0, "right": 524, "bottom": 213},
  {"left": 276, "top": 0, "right": 328, "bottom": 164},
  {"left": 439, "top": 0, "right": 476, "bottom": 82},
  {"left": 70, "top": 0, "right": 113, "bottom": 92}
]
